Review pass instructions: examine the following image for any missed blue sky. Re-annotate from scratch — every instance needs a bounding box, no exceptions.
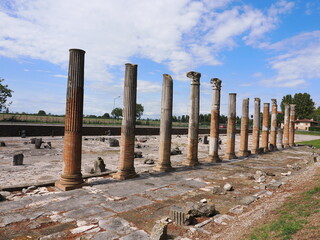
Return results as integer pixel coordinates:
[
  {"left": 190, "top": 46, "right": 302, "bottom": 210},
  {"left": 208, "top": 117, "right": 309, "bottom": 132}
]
[{"left": 0, "top": 0, "right": 319, "bottom": 118}]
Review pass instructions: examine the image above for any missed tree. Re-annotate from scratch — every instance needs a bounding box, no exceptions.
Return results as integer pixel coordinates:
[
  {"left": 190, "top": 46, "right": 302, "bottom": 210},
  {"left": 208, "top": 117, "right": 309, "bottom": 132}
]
[
  {"left": 111, "top": 107, "right": 123, "bottom": 119},
  {"left": 102, "top": 113, "right": 110, "bottom": 119},
  {"left": 280, "top": 94, "right": 293, "bottom": 113},
  {"left": 136, "top": 103, "right": 144, "bottom": 120},
  {"left": 293, "top": 93, "right": 315, "bottom": 119},
  {"left": 38, "top": 110, "right": 46, "bottom": 116},
  {"left": 0, "top": 78, "right": 13, "bottom": 112}
]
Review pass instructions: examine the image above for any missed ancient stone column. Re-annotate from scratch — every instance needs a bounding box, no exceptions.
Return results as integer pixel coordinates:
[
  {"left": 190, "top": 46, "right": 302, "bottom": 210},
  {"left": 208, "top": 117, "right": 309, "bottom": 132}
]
[
  {"left": 114, "top": 63, "right": 138, "bottom": 180},
  {"left": 261, "top": 103, "right": 270, "bottom": 152},
  {"left": 207, "top": 78, "right": 222, "bottom": 162},
  {"left": 239, "top": 98, "right": 250, "bottom": 157},
  {"left": 154, "top": 74, "right": 174, "bottom": 172},
  {"left": 225, "top": 93, "right": 237, "bottom": 160},
  {"left": 251, "top": 98, "right": 261, "bottom": 154},
  {"left": 184, "top": 71, "right": 201, "bottom": 166},
  {"left": 55, "top": 49, "right": 85, "bottom": 191},
  {"left": 283, "top": 104, "right": 290, "bottom": 148},
  {"left": 277, "top": 128, "right": 284, "bottom": 149},
  {"left": 289, "top": 104, "right": 296, "bottom": 147},
  {"left": 270, "top": 99, "right": 278, "bottom": 151}
]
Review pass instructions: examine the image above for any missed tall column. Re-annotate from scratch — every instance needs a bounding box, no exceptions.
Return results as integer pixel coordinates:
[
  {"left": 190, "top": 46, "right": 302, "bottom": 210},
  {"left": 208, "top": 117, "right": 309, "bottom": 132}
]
[
  {"left": 55, "top": 49, "right": 85, "bottom": 191},
  {"left": 277, "top": 128, "right": 284, "bottom": 149},
  {"left": 154, "top": 74, "right": 174, "bottom": 172},
  {"left": 207, "top": 78, "right": 222, "bottom": 162},
  {"left": 261, "top": 103, "right": 270, "bottom": 152},
  {"left": 225, "top": 93, "right": 237, "bottom": 160},
  {"left": 283, "top": 104, "right": 290, "bottom": 148},
  {"left": 270, "top": 99, "right": 278, "bottom": 150},
  {"left": 289, "top": 104, "right": 296, "bottom": 147},
  {"left": 184, "top": 71, "right": 201, "bottom": 166},
  {"left": 251, "top": 98, "right": 261, "bottom": 154},
  {"left": 239, "top": 98, "right": 250, "bottom": 157},
  {"left": 114, "top": 63, "right": 138, "bottom": 180}
]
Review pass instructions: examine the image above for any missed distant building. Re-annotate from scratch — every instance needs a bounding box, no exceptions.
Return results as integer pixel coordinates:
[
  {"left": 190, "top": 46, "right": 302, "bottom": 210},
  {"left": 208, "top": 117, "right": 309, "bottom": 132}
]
[{"left": 295, "top": 119, "right": 318, "bottom": 131}]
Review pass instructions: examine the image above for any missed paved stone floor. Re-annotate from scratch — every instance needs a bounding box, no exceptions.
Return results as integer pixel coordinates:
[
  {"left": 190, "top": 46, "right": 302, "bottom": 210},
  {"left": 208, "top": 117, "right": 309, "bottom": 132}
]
[{"left": 0, "top": 134, "right": 319, "bottom": 239}]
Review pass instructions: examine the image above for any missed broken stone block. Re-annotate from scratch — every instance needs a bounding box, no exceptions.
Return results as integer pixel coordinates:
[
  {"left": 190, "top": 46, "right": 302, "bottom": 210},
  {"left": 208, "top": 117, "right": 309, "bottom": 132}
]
[
  {"left": 99, "top": 137, "right": 106, "bottom": 142},
  {"left": 281, "top": 171, "right": 291, "bottom": 176},
  {"left": 94, "top": 157, "right": 106, "bottom": 173},
  {"left": 170, "top": 147, "right": 182, "bottom": 155},
  {"left": 203, "top": 135, "right": 209, "bottom": 144},
  {"left": 185, "top": 201, "right": 216, "bottom": 217},
  {"left": 134, "top": 151, "right": 143, "bottom": 158},
  {"left": 267, "top": 179, "right": 282, "bottom": 189},
  {"left": 229, "top": 205, "right": 246, "bottom": 214},
  {"left": 223, "top": 183, "right": 233, "bottom": 191},
  {"left": 44, "top": 142, "right": 52, "bottom": 149},
  {"left": 34, "top": 138, "right": 43, "bottom": 149},
  {"left": 30, "top": 138, "right": 36, "bottom": 144},
  {"left": 109, "top": 138, "right": 119, "bottom": 147},
  {"left": 150, "top": 221, "right": 168, "bottom": 240},
  {"left": 212, "top": 186, "right": 226, "bottom": 195},
  {"left": 214, "top": 214, "right": 234, "bottom": 225},
  {"left": 13, "top": 153, "right": 24, "bottom": 165},
  {"left": 239, "top": 195, "right": 256, "bottom": 205},
  {"left": 144, "top": 159, "right": 154, "bottom": 165},
  {"left": 0, "top": 141, "right": 5, "bottom": 147},
  {"left": 169, "top": 206, "right": 192, "bottom": 225}
]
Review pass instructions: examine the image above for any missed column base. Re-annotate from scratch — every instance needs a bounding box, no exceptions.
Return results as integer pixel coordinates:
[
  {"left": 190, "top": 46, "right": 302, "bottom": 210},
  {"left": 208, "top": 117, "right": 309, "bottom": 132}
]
[
  {"left": 153, "top": 164, "right": 174, "bottom": 172},
  {"left": 251, "top": 149, "right": 258, "bottom": 155},
  {"left": 183, "top": 158, "right": 200, "bottom": 167},
  {"left": 224, "top": 153, "right": 237, "bottom": 160},
  {"left": 113, "top": 170, "right": 138, "bottom": 180},
  {"left": 238, "top": 150, "right": 250, "bottom": 157},
  {"left": 289, "top": 144, "right": 295, "bottom": 147},
  {"left": 263, "top": 147, "right": 269, "bottom": 153},
  {"left": 55, "top": 174, "right": 84, "bottom": 191},
  {"left": 206, "top": 155, "right": 222, "bottom": 163}
]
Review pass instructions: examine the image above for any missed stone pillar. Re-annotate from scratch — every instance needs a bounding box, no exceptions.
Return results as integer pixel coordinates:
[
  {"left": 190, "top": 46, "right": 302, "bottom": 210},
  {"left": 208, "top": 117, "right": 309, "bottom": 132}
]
[
  {"left": 261, "top": 103, "right": 270, "bottom": 152},
  {"left": 154, "top": 74, "right": 174, "bottom": 172},
  {"left": 289, "top": 104, "right": 296, "bottom": 147},
  {"left": 225, "top": 93, "right": 237, "bottom": 160},
  {"left": 239, "top": 98, "right": 250, "bottom": 157},
  {"left": 207, "top": 78, "right": 222, "bottom": 162},
  {"left": 184, "top": 71, "right": 201, "bottom": 166},
  {"left": 55, "top": 49, "right": 85, "bottom": 191},
  {"left": 270, "top": 99, "right": 278, "bottom": 150},
  {"left": 251, "top": 98, "right": 261, "bottom": 154},
  {"left": 277, "top": 128, "right": 284, "bottom": 149},
  {"left": 114, "top": 63, "right": 138, "bottom": 180},
  {"left": 283, "top": 104, "right": 290, "bottom": 148}
]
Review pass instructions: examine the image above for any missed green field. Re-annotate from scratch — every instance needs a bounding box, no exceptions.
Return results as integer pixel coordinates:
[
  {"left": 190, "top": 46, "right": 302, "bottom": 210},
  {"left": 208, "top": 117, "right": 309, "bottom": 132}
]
[{"left": 296, "top": 139, "right": 320, "bottom": 149}]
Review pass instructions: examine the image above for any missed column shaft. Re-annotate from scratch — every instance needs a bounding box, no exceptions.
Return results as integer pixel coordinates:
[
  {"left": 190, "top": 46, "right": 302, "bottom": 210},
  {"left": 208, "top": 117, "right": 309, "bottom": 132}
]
[
  {"left": 114, "top": 63, "right": 138, "bottom": 180},
  {"left": 261, "top": 103, "right": 270, "bottom": 152},
  {"left": 55, "top": 49, "right": 85, "bottom": 191},
  {"left": 184, "top": 71, "right": 201, "bottom": 166},
  {"left": 239, "top": 98, "right": 250, "bottom": 157},
  {"left": 289, "top": 104, "right": 296, "bottom": 146},
  {"left": 251, "top": 98, "right": 261, "bottom": 154},
  {"left": 270, "top": 99, "right": 278, "bottom": 150},
  {"left": 154, "top": 74, "right": 174, "bottom": 172},
  {"left": 283, "top": 104, "right": 290, "bottom": 148},
  {"left": 207, "top": 78, "right": 222, "bottom": 162},
  {"left": 225, "top": 93, "right": 237, "bottom": 160}
]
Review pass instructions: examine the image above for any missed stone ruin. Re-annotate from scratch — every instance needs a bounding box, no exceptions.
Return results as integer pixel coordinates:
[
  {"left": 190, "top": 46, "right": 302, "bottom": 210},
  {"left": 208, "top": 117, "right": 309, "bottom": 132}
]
[{"left": 53, "top": 48, "right": 297, "bottom": 191}]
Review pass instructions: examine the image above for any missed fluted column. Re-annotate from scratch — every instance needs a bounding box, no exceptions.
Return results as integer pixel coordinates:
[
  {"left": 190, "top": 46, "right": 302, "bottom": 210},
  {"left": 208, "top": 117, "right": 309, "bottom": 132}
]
[
  {"left": 251, "top": 98, "right": 261, "bottom": 154},
  {"left": 289, "top": 104, "right": 296, "bottom": 147},
  {"left": 239, "top": 98, "right": 250, "bottom": 157},
  {"left": 207, "top": 78, "right": 222, "bottom": 162},
  {"left": 154, "top": 74, "right": 174, "bottom": 172},
  {"left": 55, "top": 49, "right": 85, "bottom": 191},
  {"left": 225, "top": 93, "right": 237, "bottom": 160},
  {"left": 184, "top": 71, "right": 201, "bottom": 166},
  {"left": 270, "top": 99, "right": 278, "bottom": 150},
  {"left": 283, "top": 104, "right": 290, "bottom": 148},
  {"left": 261, "top": 103, "right": 270, "bottom": 152},
  {"left": 114, "top": 63, "right": 138, "bottom": 180}
]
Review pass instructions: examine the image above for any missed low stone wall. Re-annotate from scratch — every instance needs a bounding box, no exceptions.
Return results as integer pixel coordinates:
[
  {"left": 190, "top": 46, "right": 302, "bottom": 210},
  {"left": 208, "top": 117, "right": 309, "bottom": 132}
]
[{"left": 0, "top": 123, "right": 237, "bottom": 137}]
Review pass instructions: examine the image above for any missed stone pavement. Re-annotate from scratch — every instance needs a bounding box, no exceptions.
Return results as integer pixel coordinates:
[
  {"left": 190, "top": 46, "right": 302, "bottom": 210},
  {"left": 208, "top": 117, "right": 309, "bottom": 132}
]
[{"left": 0, "top": 143, "right": 319, "bottom": 239}]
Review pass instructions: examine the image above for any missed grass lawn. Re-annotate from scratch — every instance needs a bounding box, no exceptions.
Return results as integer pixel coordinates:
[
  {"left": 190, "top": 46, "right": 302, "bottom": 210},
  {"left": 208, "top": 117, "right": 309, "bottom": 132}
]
[
  {"left": 296, "top": 139, "right": 320, "bottom": 149},
  {"left": 296, "top": 130, "right": 320, "bottom": 136}
]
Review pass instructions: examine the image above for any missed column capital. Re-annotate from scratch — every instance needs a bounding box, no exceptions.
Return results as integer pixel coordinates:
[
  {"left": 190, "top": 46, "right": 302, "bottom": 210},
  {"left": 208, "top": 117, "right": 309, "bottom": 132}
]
[
  {"left": 210, "top": 78, "right": 222, "bottom": 90},
  {"left": 254, "top": 97, "right": 261, "bottom": 103},
  {"left": 163, "top": 74, "right": 173, "bottom": 81},
  {"left": 271, "top": 99, "right": 277, "bottom": 105},
  {"left": 290, "top": 104, "right": 296, "bottom": 110},
  {"left": 187, "top": 71, "right": 201, "bottom": 85}
]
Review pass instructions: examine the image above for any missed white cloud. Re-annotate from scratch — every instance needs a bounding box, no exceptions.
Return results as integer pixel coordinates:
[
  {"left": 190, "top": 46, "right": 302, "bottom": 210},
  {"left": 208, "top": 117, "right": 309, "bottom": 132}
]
[
  {"left": 261, "top": 31, "right": 320, "bottom": 88},
  {"left": 252, "top": 72, "right": 263, "bottom": 78},
  {"left": 53, "top": 74, "right": 67, "bottom": 79}
]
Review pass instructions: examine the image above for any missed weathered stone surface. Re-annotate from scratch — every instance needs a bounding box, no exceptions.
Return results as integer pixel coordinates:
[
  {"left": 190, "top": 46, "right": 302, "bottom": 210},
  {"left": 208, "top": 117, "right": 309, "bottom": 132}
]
[
  {"left": 171, "top": 147, "right": 182, "bottom": 155},
  {"left": 169, "top": 206, "right": 192, "bottom": 225},
  {"left": 239, "top": 196, "right": 256, "bottom": 205},
  {"left": 223, "top": 183, "right": 233, "bottom": 191},
  {"left": 185, "top": 201, "right": 216, "bottom": 217},
  {"left": 229, "top": 205, "right": 247, "bottom": 214},
  {"left": 109, "top": 138, "right": 119, "bottom": 147},
  {"left": 214, "top": 214, "right": 234, "bottom": 225},
  {"left": 13, "top": 153, "right": 24, "bottom": 165},
  {"left": 150, "top": 221, "right": 168, "bottom": 240},
  {"left": 144, "top": 159, "right": 154, "bottom": 165},
  {"left": 35, "top": 138, "right": 43, "bottom": 149},
  {"left": 94, "top": 157, "right": 106, "bottom": 173},
  {"left": 267, "top": 179, "right": 282, "bottom": 189},
  {"left": 212, "top": 186, "right": 226, "bottom": 195}
]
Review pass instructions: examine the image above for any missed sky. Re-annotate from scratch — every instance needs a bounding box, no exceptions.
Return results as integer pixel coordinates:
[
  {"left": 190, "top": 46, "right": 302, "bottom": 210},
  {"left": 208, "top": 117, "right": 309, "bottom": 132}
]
[{"left": 0, "top": 0, "right": 319, "bottom": 119}]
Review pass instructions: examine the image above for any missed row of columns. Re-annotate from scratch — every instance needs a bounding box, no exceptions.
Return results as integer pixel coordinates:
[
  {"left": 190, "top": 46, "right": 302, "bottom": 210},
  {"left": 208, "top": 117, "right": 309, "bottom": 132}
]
[{"left": 55, "top": 49, "right": 297, "bottom": 191}]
